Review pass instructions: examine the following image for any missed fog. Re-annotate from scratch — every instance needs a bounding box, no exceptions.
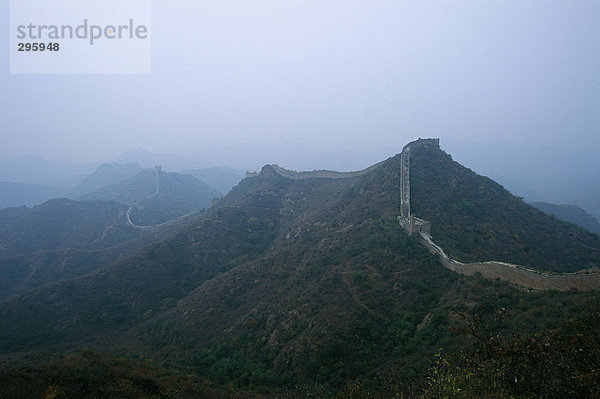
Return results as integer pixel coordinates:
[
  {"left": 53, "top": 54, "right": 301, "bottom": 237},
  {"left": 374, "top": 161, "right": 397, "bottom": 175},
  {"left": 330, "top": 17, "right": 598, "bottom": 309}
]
[{"left": 1, "top": 1, "right": 599, "bottom": 168}]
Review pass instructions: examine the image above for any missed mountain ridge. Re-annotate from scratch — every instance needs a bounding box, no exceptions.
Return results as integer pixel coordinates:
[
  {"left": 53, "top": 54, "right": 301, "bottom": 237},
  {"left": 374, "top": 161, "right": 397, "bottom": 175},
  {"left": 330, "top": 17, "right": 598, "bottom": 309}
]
[
  {"left": 409, "top": 141, "right": 600, "bottom": 273},
  {"left": 1, "top": 142, "right": 600, "bottom": 395},
  {"left": 81, "top": 168, "right": 220, "bottom": 225},
  {"left": 530, "top": 201, "right": 600, "bottom": 235}
]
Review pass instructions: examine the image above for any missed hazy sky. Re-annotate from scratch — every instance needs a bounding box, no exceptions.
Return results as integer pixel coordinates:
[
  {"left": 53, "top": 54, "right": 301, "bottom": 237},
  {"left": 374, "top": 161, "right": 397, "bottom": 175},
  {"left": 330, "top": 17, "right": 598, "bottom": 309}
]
[{"left": 1, "top": 0, "right": 599, "bottom": 164}]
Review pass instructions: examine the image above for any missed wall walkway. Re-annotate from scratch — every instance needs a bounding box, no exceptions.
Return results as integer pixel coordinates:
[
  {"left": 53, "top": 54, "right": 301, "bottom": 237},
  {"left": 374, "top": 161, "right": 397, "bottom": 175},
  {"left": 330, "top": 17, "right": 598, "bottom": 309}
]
[{"left": 399, "top": 138, "right": 600, "bottom": 291}]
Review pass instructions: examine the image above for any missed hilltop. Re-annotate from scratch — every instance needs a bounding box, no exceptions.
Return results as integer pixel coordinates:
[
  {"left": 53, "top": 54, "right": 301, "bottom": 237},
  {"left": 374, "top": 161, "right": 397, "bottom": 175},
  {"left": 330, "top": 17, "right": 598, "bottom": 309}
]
[
  {"left": 69, "top": 162, "right": 142, "bottom": 198},
  {"left": 0, "top": 141, "right": 599, "bottom": 397},
  {"left": 0, "top": 182, "right": 65, "bottom": 208},
  {"left": 180, "top": 167, "right": 245, "bottom": 196},
  {"left": 81, "top": 167, "right": 221, "bottom": 225},
  {"left": 409, "top": 141, "right": 600, "bottom": 272}
]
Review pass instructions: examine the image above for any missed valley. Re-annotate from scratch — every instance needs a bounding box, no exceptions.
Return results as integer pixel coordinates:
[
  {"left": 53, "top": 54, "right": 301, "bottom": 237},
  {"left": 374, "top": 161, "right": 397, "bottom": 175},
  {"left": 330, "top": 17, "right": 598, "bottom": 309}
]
[{"left": 0, "top": 140, "right": 599, "bottom": 398}]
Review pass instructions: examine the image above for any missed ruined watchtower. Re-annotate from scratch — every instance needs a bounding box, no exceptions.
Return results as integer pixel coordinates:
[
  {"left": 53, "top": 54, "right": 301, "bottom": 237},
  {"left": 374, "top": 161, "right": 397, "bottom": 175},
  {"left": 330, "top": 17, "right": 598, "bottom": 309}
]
[{"left": 154, "top": 165, "right": 161, "bottom": 195}]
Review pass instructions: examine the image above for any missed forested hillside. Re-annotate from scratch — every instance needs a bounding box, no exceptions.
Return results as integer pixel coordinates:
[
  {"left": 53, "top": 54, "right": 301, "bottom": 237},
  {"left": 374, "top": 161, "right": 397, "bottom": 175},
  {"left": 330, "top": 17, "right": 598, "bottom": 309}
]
[
  {"left": 410, "top": 143, "right": 600, "bottom": 272},
  {"left": 1, "top": 147, "right": 599, "bottom": 397}
]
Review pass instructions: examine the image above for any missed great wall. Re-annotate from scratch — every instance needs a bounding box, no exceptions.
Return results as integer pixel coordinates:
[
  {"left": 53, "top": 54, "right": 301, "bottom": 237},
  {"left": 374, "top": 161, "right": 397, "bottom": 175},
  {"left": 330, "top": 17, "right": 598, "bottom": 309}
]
[
  {"left": 247, "top": 162, "right": 385, "bottom": 180},
  {"left": 246, "top": 139, "right": 599, "bottom": 291},
  {"left": 398, "top": 138, "right": 600, "bottom": 291}
]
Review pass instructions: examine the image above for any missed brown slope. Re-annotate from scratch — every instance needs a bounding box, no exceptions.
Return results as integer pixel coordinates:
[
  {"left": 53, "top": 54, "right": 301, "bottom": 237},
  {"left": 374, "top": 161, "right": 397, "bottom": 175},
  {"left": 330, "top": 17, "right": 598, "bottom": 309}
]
[
  {"left": 410, "top": 143, "right": 600, "bottom": 272},
  {"left": 114, "top": 158, "right": 463, "bottom": 388},
  {"left": 0, "top": 164, "right": 364, "bottom": 354}
]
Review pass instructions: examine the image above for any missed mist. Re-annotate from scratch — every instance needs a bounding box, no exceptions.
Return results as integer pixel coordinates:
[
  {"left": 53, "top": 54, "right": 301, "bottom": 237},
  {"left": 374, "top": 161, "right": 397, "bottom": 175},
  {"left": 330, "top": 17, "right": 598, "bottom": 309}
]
[{"left": 1, "top": 0, "right": 598, "bottom": 165}]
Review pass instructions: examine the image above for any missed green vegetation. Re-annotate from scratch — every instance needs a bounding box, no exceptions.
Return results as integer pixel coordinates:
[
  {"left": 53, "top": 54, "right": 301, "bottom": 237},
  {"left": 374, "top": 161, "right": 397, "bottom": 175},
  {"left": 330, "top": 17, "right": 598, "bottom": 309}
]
[
  {"left": 410, "top": 145, "right": 600, "bottom": 272},
  {"left": 1, "top": 146, "right": 599, "bottom": 397},
  {"left": 531, "top": 201, "right": 600, "bottom": 235},
  {"left": 0, "top": 198, "right": 137, "bottom": 257},
  {"left": 83, "top": 169, "right": 220, "bottom": 225},
  {"left": 422, "top": 303, "right": 600, "bottom": 398},
  {"left": 69, "top": 162, "right": 142, "bottom": 197}
]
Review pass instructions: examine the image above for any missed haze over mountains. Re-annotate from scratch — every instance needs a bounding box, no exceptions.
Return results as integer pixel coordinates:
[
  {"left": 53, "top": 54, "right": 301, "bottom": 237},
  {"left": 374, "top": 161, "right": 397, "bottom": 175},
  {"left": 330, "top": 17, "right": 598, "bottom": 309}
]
[
  {"left": 83, "top": 168, "right": 221, "bottom": 226},
  {"left": 1, "top": 140, "right": 599, "bottom": 222},
  {"left": 0, "top": 152, "right": 245, "bottom": 209},
  {"left": 69, "top": 162, "right": 143, "bottom": 198},
  {"left": 0, "top": 141, "right": 599, "bottom": 397},
  {"left": 0, "top": 159, "right": 232, "bottom": 299},
  {"left": 2, "top": 0, "right": 599, "bottom": 395},
  {"left": 443, "top": 139, "right": 600, "bottom": 220},
  {"left": 530, "top": 202, "right": 600, "bottom": 236}
]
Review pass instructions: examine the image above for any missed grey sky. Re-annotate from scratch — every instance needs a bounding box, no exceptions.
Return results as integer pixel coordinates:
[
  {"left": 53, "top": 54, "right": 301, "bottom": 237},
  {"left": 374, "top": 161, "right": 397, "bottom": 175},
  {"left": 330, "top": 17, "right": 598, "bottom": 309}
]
[{"left": 1, "top": 0, "right": 599, "bottom": 165}]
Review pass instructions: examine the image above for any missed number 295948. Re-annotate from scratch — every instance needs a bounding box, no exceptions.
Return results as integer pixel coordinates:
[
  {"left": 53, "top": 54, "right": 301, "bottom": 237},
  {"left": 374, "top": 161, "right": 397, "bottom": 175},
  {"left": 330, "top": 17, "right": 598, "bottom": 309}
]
[{"left": 18, "top": 42, "right": 60, "bottom": 51}]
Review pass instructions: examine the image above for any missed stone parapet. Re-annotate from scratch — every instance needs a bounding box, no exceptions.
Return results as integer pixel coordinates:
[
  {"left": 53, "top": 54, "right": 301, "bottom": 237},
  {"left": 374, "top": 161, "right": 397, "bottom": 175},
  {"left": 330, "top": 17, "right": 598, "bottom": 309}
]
[
  {"left": 397, "top": 137, "right": 599, "bottom": 291},
  {"left": 419, "top": 232, "right": 600, "bottom": 291}
]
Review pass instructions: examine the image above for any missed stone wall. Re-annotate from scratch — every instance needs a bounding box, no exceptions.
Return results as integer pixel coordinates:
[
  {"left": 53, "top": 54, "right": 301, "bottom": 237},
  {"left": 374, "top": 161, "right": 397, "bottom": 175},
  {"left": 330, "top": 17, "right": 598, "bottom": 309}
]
[
  {"left": 398, "top": 137, "right": 600, "bottom": 291},
  {"left": 400, "top": 138, "right": 439, "bottom": 217},
  {"left": 268, "top": 162, "right": 385, "bottom": 180},
  {"left": 154, "top": 165, "right": 161, "bottom": 195},
  {"left": 400, "top": 146, "right": 411, "bottom": 217},
  {"left": 419, "top": 232, "right": 600, "bottom": 291},
  {"left": 398, "top": 215, "right": 431, "bottom": 235}
]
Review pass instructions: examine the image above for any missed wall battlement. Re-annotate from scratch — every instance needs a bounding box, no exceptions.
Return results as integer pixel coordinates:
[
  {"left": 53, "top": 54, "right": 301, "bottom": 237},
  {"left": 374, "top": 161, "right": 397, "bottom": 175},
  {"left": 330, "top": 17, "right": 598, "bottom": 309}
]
[
  {"left": 397, "top": 138, "right": 600, "bottom": 291},
  {"left": 400, "top": 138, "right": 439, "bottom": 219},
  {"left": 402, "top": 138, "right": 440, "bottom": 153},
  {"left": 400, "top": 145, "right": 411, "bottom": 217},
  {"left": 419, "top": 232, "right": 600, "bottom": 291},
  {"left": 260, "top": 162, "right": 385, "bottom": 180},
  {"left": 398, "top": 215, "right": 431, "bottom": 235}
]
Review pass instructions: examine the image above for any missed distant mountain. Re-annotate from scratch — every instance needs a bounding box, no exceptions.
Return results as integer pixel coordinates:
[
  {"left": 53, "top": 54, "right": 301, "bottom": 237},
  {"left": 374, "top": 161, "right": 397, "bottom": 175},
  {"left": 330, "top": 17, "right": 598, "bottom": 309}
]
[
  {"left": 530, "top": 202, "right": 600, "bottom": 236},
  {"left": 442, "top": 139, "right": 600, "bottom": 220},
  {"left": 69, "top": 162, "right": 142, "bottom": 198},
  {"left": 1, "top": 142, "right": 599, "bottom": 396},
  {"left": 81, "top": 168, "right": 221, "bottom": 225},
  {"left": 0, "top": 198, "right": 137, "bottom": 257},
  {"left": 0, "top": 155, "right": 96, "bottom": 188},
  {"left": 410, "top": 142, "right": 600, "bottom": 272},
  {"left": 179, "top": 167, "right": 245, "bottom": 195},
  {"left": 111, "top": 148, "right": 203, "bottom": 171},
  {"left": 0, "top": 197, "right": 200, "bottom": 302},
  {"left": 112, "top": 143, "right": 387, "bottom": 174},
  {"left": 561, "top": 173, "right": 600, "bottom": 223},
  {"left": 0, "top": 182, "right": 65, "bottom": 208},
  {"left": 487, "top": 174, "right": 542, "bottom": 200}
]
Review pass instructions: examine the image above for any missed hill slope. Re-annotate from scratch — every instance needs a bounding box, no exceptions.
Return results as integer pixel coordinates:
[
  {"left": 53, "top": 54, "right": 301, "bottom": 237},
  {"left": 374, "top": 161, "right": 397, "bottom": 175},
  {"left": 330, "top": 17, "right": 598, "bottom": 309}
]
[
  {"left": 0, "top": 198, "right": 144, "bottom": 300},
  {"left": 82, "top": 168, "right": 221, "bottom": 225},
  {"left": 409, "top": 142, "right": 600, "bottom": 272},
  {"left": 0, "top": 198, "right": 137, "bottom": 257},
  {"left": 1, "top": 145, "right": 600, "bottom": 395},
  {"left": 0, "top": 158, "right": 464, "bottom": 390},
  {"left": 0, "top": 195, "right": 203, "bottom": 301},
  {"left": 0, "top": 182, "right": 65, "bottom": 208},
  {"left": 530, "top": 201, "right": 600, "bottom": 235},
  {"left": 69, "top": 162, "right": 142, "bottom": 197},
  {"left": 180, "top": 167, "right": 245, "bottom": 196}
]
